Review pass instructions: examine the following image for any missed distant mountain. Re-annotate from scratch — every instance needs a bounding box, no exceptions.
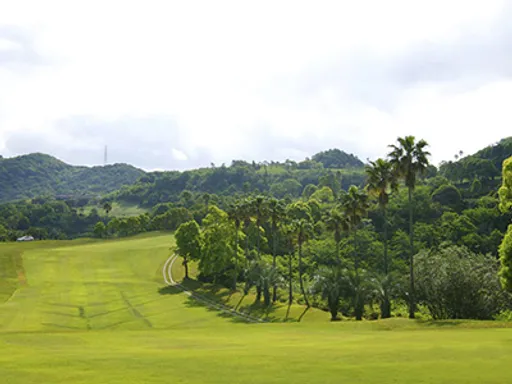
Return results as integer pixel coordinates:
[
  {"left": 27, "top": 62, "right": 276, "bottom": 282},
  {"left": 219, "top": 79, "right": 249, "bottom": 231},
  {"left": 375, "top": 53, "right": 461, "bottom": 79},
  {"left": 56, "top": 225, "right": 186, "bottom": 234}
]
[
  {"left": 0, "top": 153, "right": 145, "bottom": 203},
  {"left": 312, "top": 149, "right": 364, "bottom": 169}
]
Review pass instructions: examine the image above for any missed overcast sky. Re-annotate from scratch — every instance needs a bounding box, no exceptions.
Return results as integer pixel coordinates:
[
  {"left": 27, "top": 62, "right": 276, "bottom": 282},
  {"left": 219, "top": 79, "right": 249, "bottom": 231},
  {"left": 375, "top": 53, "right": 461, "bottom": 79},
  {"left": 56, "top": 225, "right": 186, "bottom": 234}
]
[{"left": 1, "top": 1, "right": 511, "bottom": 170}]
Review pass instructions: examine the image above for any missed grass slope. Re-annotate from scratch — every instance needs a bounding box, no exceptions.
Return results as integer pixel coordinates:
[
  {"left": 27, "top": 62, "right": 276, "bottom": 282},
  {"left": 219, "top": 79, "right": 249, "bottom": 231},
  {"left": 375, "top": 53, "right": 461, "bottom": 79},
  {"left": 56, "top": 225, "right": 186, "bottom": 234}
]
[
  {"left": 1, "top": 233, "right": 512, "bottom": 383},
  {"left": 82, "top": 202, "right": 148, "bottom": 218}
]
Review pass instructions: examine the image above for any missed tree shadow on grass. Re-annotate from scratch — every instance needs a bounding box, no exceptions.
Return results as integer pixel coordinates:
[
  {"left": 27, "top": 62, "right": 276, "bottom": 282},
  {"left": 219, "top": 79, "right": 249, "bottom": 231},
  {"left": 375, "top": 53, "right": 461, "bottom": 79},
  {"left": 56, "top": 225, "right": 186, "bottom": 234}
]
[{"left": 158, "top": 282, "right": 288, "bottom": 323}]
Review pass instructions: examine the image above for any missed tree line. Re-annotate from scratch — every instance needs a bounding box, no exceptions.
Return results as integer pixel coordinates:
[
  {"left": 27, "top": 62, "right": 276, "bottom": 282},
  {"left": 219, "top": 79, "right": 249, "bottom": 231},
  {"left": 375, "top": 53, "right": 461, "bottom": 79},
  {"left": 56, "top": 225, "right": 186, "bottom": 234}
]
[{"left": 174, "top": 136, "right": 512, "bottom": 321}]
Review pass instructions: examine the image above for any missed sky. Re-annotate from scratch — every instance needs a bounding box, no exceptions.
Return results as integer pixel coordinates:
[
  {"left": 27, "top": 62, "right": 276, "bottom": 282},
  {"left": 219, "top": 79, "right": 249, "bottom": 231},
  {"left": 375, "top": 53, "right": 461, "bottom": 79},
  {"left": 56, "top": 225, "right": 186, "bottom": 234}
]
[{"left": 0, "top": 0, "right": 511, "bottom": 171}]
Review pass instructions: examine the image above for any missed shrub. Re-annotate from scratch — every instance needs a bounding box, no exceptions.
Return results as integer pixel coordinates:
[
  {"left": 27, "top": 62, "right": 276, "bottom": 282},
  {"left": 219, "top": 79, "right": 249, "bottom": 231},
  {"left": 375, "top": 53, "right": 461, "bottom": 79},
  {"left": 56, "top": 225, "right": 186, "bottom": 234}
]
[{"left": 415, "top": 245, "right": 511, "bottom": 320}]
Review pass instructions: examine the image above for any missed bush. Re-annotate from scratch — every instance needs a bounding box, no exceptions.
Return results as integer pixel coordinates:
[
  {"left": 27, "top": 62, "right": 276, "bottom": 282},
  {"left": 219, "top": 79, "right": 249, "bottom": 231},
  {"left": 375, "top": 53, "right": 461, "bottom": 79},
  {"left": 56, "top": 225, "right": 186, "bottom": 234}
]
[{"left": 415, "top": 245, "right": 511, "bottom": 320}]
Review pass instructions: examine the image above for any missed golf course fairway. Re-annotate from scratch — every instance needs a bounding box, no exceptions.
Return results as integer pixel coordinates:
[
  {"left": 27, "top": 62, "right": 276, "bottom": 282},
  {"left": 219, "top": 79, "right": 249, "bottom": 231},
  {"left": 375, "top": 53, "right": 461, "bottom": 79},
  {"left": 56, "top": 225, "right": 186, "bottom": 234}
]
[{"left": 1, "top": 233, "right": 511, "bottom": 383}]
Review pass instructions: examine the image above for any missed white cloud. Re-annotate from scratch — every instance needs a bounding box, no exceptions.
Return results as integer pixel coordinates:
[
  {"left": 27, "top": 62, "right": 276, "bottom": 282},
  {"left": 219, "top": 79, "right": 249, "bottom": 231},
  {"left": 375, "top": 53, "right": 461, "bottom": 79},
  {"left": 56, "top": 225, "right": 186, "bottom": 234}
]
[{"left": 0, "top": 0, "right": 510, "bottom": 169}]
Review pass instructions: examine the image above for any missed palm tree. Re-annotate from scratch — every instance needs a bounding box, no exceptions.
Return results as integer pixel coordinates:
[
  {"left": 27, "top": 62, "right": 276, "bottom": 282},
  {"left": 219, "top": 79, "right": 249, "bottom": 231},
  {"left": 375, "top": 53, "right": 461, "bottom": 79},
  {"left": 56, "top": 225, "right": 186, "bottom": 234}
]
[
  {"left": 282, "top": 224, "right": 296, "bottom": 309},
  {"left": 365, "top": 158, "right": 398, "bottom": 318},
  {"left": 388, "top": 136, "right": 430, "bottom": 319},
  {"left": 313, "top": 267, "right": 344, "bottom": 321},
  {"left": 340, "top": 185, "right": 370, "bottom": 270},
  {"left": 239, "top": 197, "right": 254, "bottom": 264},
  {"left": 292, "top": 218, "right": 313, "bottom": 307},
  {"left": 341, "top": 268, "right": 374, "bottom": 321},
  {"left": 227, "top": 202, "right": 244, "bottom": 290},
  {"left": 324, "top": 207, "right": 348, "bottom": 266},
  {"left": 268, "top": 198, "right": 285, "bottom": 302},
  {"left": 252, "top": 195, "right": 268, "bottom": 259},
  {"left": 372, "top": 272, "right": 402, "bottom": 319}
]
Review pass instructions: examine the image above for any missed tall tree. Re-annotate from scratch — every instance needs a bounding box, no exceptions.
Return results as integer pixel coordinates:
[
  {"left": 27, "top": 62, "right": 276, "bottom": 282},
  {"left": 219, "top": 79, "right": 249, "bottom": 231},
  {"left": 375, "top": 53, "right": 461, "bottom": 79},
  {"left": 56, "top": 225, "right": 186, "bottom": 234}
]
[
  {"left": 227, "top": 202, "right": 244, "bottom": 290},
  {"left": 365, "top": 158, "right": 398, "bottom": 318},
  {"left": 252, "top": 195, "right": 268, "bottom": 259},
  {"left": 175, "top": 220, "right": 203, "bottom": 279},
  {"left": 388, "top": 136, "right": 430, "bottom": 319},
  {"left": 287, "top": 201, "right": 314, "bottom": 307},
  {"left": 268, "top": 198, "right": 285, "bottom": 302},
  {"left": 340, "top": 185, "right": 370, "bottom": 270},
  {"left": 292, "top": 218, "right": 313, "bottom": 308},
  {"left": 498, "top": 156, "right": 512, "bottom": 291},
  {"left": 324, "top": 207, "right": 348, "bottom": 266},
  {"left": 239, "top": 198, "right": 254, "bottom": 264},
  {"left": 282, "top": 224, "right": 296, "bottom": 308}
]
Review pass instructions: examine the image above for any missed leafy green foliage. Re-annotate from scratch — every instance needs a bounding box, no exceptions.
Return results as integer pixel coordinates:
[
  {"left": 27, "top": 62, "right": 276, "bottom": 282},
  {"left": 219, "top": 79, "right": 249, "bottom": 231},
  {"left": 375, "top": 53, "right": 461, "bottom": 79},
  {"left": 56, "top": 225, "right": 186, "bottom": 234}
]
[{"left": 415, "top": 246, "right": 509, "bottom": 319}]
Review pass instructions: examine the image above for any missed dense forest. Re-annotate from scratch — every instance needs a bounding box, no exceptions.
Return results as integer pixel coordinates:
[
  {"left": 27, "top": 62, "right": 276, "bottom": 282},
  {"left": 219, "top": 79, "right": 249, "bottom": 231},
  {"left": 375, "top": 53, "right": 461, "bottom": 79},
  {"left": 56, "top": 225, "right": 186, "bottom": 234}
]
[{"left": 0, "top": 153, "right": 145, "bottom": 203}]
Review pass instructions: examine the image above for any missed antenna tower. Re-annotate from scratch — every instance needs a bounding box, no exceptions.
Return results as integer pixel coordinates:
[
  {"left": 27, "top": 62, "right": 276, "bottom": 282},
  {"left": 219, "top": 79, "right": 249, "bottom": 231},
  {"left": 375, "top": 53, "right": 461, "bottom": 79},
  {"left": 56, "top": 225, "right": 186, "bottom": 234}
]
[{"left": 104, "top": 145, "right": 108, "bottom": 165}]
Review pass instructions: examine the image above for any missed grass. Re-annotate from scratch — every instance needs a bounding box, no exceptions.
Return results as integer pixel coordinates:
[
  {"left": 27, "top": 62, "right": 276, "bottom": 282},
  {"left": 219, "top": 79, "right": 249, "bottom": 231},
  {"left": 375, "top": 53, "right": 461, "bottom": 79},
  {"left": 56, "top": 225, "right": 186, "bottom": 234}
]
[
  {"left": 82, "top": 202, "right": 148, "bottom": 218},
  {"left": 1, "top": 233, "right": 512, "bottom": 383}
]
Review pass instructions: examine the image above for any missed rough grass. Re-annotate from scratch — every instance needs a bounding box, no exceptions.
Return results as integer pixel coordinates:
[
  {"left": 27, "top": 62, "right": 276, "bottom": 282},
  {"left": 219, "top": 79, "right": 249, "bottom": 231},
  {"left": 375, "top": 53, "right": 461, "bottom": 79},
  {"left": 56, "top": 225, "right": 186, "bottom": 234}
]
[{"left": 1, "top": 233, "right": 512, "bottom": 383}]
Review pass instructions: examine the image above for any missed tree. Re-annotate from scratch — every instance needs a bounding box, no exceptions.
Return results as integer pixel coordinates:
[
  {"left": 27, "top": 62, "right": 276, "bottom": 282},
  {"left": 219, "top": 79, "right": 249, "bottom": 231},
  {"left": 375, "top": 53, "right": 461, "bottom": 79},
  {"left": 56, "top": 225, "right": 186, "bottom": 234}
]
[
  {"left": 366, "top": 158, "right": 398, "bottom": 318},
  {"left": 416, "top": 246, "right": 508, "bottom": 319},
  {"left": 341, "top": 268, "right": 375, "bottom": 321},
  {"left": 282, "top": 224, "right": 296, "bottom": 308},
  {"left": 287, "top": 201, "right": 314, "bottom": 307},
  {"left": 93, "top": 221, "right": 106, "bottom": 238},
  {"left": 291, "top": 218, "right": 313, "bottom": 307},
  {"left": 227, "top": 202, "right": 245, "bottom": 289},
  {"left": 499, "top": 156, "right": 512, "bottom": 213},
  {"left": 103, "top": 202, "right": 112, "bottom": 217},
  {"left": 313, "top": 267, "right": 344, "bottom": 321},
  {"left": 252, "top": 196, "right": 268, "bottom": 259},
  {"left": 245, "top": 260, "right": 281, "bottom": 306},
  {"left": 202, "top": 193, "right": 211, "bottom": 211},
  {"left": 499, "top": 156, "right": 512, "bottom": 290},
  {"left": 388, "top": 136, "right": 430, "bottom": 319},
  {"left": 175, "top": 220, "right": 203, "bottom": 279},
  {"left": 324, "top": 207, "right": 348, "bottom": 266},
  {"left": 268, "top": 198, "right": 285, "bottom": 302},
  {"left": 200, "top": 206, "right": 237, "bottom": 284},
  {"left": 340, "top": 185, "right": 370, "bottom": 269}
]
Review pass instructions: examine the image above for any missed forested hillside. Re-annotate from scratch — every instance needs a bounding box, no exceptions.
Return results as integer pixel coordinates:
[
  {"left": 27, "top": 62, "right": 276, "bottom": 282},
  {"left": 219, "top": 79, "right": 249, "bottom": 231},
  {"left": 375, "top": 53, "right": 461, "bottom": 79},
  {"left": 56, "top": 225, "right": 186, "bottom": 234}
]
[
  {"left": 0, "top": 153, "right": 145, "bottom": 202},
  {"left": 0, "top": 141, "right": 510, "bottom": 246},
  {"left": 110, "top": 149, "right": 366, "bottom": 207}
]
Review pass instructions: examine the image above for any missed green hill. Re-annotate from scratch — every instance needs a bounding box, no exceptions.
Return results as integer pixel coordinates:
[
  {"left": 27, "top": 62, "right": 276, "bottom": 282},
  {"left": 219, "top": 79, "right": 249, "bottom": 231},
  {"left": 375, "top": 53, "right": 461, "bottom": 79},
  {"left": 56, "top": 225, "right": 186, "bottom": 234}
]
[{"left": 0, "top": 153, "right": 145, "bottom": 203}]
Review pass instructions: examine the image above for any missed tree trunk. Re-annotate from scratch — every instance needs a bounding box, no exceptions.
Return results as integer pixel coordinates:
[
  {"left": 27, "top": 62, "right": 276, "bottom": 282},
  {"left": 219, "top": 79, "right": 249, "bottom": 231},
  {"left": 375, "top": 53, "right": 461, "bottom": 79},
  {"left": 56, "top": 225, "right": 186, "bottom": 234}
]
[
  {"left": 233, "top": 224, "right": 239, "bottom": 290},
  {"left": 264, "top": 284, "right": 271, "bottom": 307},
  {"left": 183, "top": 257, "right": 189, "bottom": 280},
  {"left": 328, "top": 297, "right": 339, "bottom": 321},
  {"left": 355, "top": 294, "right": 363, "bottom": 321},
  {"left": 288, "top": 252, "right": 293, "bottom": 307},
  {"left": 298, "top": 239, "right": 310, "bottom": 307},
  {"left": 383, "top": 207, "right": 389, "bottom": 275},
  {"left": 354, "top": 227, "right": 359, "bottom": 271},
  {"left": 244, "top": 223, "right": 250, "bottom": 265},
  {"left": 256, "top": 285, "right": 262, "bottom": 303},
  {"left": 256, "top": 217, "right": 261, "bottom": 259},
  {"left": 335, "top": 231, "right": 341, "bottom": 266},
  {"left": 408, "top": 187, "right": 416, "bottom": 319},
  {"left": 272, "top": 221, "right": 278, "bottom": 302},
  {"left": 382, "top": 206, "right": 391, "bottom": 319}
]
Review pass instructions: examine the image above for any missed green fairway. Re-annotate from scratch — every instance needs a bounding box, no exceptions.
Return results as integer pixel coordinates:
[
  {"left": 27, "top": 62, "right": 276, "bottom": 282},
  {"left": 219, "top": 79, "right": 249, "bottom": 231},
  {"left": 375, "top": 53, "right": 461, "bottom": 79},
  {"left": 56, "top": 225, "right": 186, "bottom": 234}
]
[{"left": 1, "top": 233, "right": 511, "bottom": 383}]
